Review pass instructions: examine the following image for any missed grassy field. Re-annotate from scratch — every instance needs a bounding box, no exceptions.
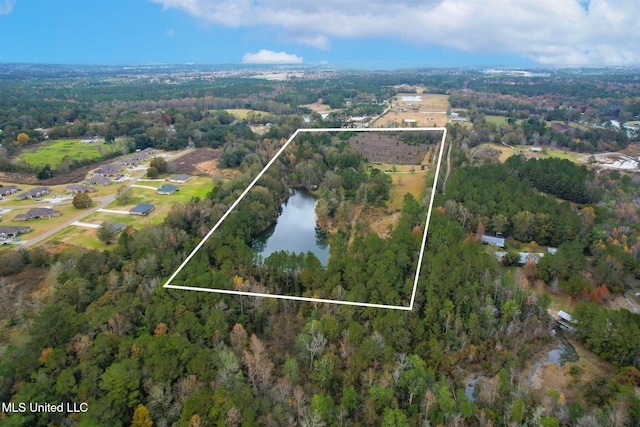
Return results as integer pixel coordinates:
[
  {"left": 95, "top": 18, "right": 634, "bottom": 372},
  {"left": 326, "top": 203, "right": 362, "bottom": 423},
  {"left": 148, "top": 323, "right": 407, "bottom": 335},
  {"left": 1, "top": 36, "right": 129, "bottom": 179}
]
[
  {"left": 486, "top": 115, "right": 509, "bottom": 126},
  {"left": 18, "top": 139, "right": 125, "bottom": 168},
  {"left": 48, "top": 226, "right": 110, "bottom": 250},
  {"left": 223, "top": 109, "right": 270, "bottom": 120}
]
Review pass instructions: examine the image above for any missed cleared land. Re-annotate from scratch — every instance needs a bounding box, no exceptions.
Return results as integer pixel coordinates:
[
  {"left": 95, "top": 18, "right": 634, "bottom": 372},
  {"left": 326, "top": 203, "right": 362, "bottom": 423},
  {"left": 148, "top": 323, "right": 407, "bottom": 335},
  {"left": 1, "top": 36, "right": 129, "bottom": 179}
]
[
  {"left": 475, "top": 143, "right": 585, "bottom": 164},
  {"left": 346, "top": 131, "right": 442, "bottom": 164},
  {"left": 374, "top": 93, "right": 449, "bottom": 128},
  {"left": 223, "top": 108, "right": 270, "bottom": 120},
  {"left": 170, "top": 148, "right": 235, "bottom": 178},
  {"left": 18, "top": 139, "right": 125, "bottom": 169}
]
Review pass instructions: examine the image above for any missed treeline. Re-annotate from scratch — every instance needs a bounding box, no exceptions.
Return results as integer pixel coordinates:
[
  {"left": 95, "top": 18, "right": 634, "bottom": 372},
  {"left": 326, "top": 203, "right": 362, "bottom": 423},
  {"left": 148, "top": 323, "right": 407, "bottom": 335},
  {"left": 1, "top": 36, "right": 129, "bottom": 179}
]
[
  {"left": 445, "top": 159, "right": 582, "bottom": 246},
  {"left": 504, "top": 155, "right": 590, "bottom": 204}
]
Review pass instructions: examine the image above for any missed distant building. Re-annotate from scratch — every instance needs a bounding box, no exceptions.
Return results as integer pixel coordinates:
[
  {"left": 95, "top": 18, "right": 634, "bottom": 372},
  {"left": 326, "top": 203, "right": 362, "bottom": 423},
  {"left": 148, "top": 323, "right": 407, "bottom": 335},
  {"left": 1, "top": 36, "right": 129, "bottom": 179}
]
[
  {"left": 0, "top": 185, "right": 20, "bottom": 196},
  {"left": 530, "top": 147, "right": 542, "bottom": 152},
  {"left": 495, "top": 251, "right": 545, "bottom": 265},
  {"left": 157, "top": 184, "right": 179, "bottom": 195},
  {"left": 84, "top": 176, "right": 111, "bottom": 186},
  {"left": 169, "top": 174, "right": 191, "bottom": 183},
  {"left": 94, "top": 165, "right": 121, "bottom": 176},
  {"left": 15, "top": 187, "right": 50, "bottom": 200},
  {"left": 81, "top": 137, "right": 98, "bottom": 143},
  {"left": 141, "top": 147, "right": 158, "bottom": 155},
  {"left": 481, "top": 235, "right": 505, "bottom": 248},
  {"left": 66, "top": 184, "right": 96, "bottom": 194},
  {"left": 100, "top": 222, "right": 126, "bottom": 234},
  {"left": 14, "top": 208, "right": 61, "bottom": 221},
  {"left": 130, "top": 203, "right": 155, "bottom": 216},
  {"left": 0, "top": 225, "right": 31, "bottom": 238}
]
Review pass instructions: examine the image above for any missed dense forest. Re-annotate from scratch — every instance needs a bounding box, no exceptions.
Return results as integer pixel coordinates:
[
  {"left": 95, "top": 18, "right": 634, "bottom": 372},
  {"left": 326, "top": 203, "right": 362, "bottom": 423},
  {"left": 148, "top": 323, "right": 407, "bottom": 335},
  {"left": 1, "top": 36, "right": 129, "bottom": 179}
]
[{"left": 1, "top": 66, "right": 640, "bottom": 426}]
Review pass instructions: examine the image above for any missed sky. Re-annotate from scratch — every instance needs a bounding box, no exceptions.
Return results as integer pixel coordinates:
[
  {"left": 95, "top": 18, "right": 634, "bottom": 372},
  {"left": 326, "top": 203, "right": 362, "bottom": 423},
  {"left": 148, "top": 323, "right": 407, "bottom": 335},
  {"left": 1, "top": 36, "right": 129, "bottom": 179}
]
[{"left": 0, "top": 0, "right": 638, "bottom": 68}]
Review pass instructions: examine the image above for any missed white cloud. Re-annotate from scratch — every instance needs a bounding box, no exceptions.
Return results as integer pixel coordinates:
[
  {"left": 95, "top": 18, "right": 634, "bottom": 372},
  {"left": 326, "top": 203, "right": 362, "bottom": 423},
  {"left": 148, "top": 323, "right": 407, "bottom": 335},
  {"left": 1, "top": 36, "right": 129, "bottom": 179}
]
[
  {"left": 0, "top": 0, "right": 15, "bottom": 15},
  {"left": 151, "top": 0, "right": 640, "bottom": 65},
  {"left": 242, "top": 49, "right": 303, "bottom": 64}
]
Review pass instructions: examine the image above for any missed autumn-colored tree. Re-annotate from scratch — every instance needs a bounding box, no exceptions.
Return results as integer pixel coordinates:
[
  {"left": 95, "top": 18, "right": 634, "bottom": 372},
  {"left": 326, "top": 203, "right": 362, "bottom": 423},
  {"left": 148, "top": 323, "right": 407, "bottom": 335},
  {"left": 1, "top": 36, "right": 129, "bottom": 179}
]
[
  {"left": 17, "top": 132, "right": 29, "bottom": 144},
  {"left": 243, "top": 334, "right": 274, "bottom": 394},
  {"left": 131, "top": 405, "right": 153, "bottom": 427}
]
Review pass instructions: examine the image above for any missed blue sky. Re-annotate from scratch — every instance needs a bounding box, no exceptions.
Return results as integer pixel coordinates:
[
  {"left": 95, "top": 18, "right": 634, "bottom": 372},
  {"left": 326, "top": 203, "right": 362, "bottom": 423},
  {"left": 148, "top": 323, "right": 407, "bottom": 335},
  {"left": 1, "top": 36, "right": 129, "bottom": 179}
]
[{"left": 0, "top": 0, "right": 638, "bottom": 68}]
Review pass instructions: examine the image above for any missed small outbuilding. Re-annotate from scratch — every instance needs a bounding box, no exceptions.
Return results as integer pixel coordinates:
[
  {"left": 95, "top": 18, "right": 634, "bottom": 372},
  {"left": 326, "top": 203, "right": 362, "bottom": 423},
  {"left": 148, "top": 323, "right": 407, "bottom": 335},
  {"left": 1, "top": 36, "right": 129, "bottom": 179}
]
[{"left": 100, "top": 222, "right": 127, "bottom": 234}]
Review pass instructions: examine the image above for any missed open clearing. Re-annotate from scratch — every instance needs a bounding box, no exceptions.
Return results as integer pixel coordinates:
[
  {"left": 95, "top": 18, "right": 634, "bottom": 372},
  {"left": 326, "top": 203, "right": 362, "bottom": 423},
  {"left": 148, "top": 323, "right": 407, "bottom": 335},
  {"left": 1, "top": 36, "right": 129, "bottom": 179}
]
[
  {"left": 223, "top": 108, "right": 270, "bottom": 120},
  {"left": 374, "top": 93, "right": 449, "bottom": 128},
  {"left": 475, "top": 143, "right": 586, "bottom": 164},
  {"left": 170, "top": 148, "right": 236, "bottom": 178},
  {"left": 346, "top": 131, "right": 442, "bottom": 164},
  {"left": 18, "top": 139, "right": 125, "bottom": 169}
]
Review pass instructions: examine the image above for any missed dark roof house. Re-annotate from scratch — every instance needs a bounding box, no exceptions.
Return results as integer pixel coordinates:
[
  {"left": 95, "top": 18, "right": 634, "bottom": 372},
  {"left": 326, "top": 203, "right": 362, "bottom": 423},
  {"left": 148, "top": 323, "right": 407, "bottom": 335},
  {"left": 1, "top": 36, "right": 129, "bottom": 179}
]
[
  {"left": 16, "top": 187, "right": 50, "bottom": 200},
  {"left": 66, "top": 184, "right": 97, "bottom": 193},
  {"left": 14, "top": 208, "right": 61, "bottom": 221},
  {"left": 84, "top": 176, "right": 111, "bottom": 186},
  {"left": 0, "top": 186, "right": 20, "bottom": 196},
  {"left": 130, "top": 203, "right": 155, "bottom": 216},
  {"left": 157, "top": 184, "right": 179, "bottom": 195},
  {"left": 0, "top": 225, "right": 31, "bottom": 238}
]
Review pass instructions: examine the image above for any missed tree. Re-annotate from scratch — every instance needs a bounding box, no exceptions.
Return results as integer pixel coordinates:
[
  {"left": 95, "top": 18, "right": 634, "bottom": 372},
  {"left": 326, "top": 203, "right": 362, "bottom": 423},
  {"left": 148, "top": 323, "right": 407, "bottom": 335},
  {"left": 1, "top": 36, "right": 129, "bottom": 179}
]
[
  {"left": 16, "top": 133, "right": 29, "bottom": 144},
  {"left": 150, "top": 157, "right": 168, "bottom": 174},
  {"left": 37, "top": 164, "right": 53, "bottom": 180},
  {"left": 97, "top": 222, "right": 117, "bottom": 244},
  {"left": 131, "top": 405, "right": 153, "bottom": 427},
  {"left": 147, "top": 167, "right": 159, "bottom": 178},
  {"left": 72, "top": 192, "right": 93, "bottom": 209},
  {"left": 116, "top": 186, "right": 133, "bottom": 205}
]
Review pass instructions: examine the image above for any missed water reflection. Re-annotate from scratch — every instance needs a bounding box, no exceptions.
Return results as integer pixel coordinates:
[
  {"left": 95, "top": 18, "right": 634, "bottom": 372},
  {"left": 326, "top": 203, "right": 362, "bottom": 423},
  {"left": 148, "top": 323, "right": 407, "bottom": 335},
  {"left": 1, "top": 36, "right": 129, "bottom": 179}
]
[{"left": 252, "top": 189, "right": 330, "bottom": 265}]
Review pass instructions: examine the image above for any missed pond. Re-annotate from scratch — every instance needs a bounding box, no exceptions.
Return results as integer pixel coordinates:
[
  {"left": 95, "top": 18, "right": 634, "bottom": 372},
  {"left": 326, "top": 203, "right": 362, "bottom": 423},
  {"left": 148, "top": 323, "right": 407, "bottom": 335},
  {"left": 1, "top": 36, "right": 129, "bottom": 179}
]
[
  {"left": 252, "top": 188, "right": 330, "bottom": 265},
  {"left": 527, "top": 339, "right": 579, "bottom": 386}
]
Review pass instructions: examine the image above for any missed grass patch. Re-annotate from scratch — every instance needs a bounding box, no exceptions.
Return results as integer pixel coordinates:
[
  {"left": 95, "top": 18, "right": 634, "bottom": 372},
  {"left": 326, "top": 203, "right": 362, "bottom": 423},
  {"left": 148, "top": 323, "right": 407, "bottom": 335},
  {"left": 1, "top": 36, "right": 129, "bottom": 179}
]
[
  {"left": 18, "top": 139, "right": 125, "bottom": 169},
  {"left": 486, "top": 115, "right": 509, "bottom": 126},
  {"left": 223, "top": 109, "right": 270, "bottom": 120},
  {"left": 48, "top": 225, "right": 111, "bottom": 250}
]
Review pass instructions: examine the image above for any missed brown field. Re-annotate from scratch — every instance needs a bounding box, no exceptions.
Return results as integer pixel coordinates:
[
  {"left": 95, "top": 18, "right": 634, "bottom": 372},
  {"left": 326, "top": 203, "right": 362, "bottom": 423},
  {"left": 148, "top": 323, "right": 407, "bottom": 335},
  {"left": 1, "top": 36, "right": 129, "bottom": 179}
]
[
  {"left": 171, "top": 148, "right": 232, "bottom": 177},
  {"left": 374, "top": 93, "right": 449, "bottom": 128},
  {"left": 346, "top": 131, "right": 442, "bottom": 164}
]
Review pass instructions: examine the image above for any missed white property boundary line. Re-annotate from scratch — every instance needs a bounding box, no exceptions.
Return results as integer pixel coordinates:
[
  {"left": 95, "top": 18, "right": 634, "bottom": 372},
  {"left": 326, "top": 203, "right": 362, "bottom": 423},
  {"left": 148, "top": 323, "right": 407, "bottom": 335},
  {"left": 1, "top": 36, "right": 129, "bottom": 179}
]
[{"left": 164, "top": 127, "right": 448, "bottom": 311}]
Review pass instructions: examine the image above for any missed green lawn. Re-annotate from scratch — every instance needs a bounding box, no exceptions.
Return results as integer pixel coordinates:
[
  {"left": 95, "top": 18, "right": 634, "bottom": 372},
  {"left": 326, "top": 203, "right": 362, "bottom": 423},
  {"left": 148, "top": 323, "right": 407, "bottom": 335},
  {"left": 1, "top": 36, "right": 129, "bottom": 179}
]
[{"left": 19, "top": 139, "right": 125, "bottom": 168}]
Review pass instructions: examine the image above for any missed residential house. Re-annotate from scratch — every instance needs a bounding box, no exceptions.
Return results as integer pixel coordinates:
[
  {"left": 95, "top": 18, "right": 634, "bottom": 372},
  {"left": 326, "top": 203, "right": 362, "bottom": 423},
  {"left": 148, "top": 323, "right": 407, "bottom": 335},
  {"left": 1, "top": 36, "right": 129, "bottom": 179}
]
[
  {"left": 0, "top": 225, "right": 31, "bottom": 239},
  {"left": 84, "top": 176, "right": 112, "bottom": 186},
  {"left": 0, "top": 186, "right": 20, "bottom": 196},
  {"left": 169, "top": 174, "right": 191, "bottom": 183},
  {"left": 16, "top": 187, "right": 50, "bottom": 200},
  {"left": 14, "top": 208, "right": 61, "bottom": 221},
  {"left": 157, "top": 184, "right": 179, "bottom": 195},
  {"left": 66, "top": 184, "right": 96, "bottom": 194},
  {"left": 130, "top": 203, "right": 155, "bottom": 216},
  {"left": 100, "top": 222, "right": 126, "bottom": 234}
]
